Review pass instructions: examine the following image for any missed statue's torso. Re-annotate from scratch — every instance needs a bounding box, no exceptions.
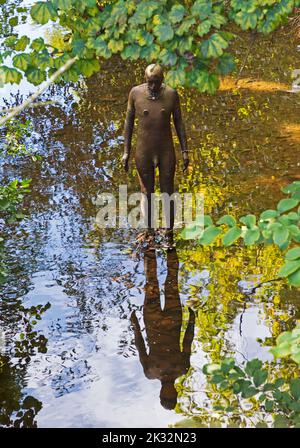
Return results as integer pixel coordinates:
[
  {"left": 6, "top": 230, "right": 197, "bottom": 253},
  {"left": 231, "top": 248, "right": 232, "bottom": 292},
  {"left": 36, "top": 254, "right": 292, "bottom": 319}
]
[{"left": 133, "top": 83, "right": 175, "bottom": 154}]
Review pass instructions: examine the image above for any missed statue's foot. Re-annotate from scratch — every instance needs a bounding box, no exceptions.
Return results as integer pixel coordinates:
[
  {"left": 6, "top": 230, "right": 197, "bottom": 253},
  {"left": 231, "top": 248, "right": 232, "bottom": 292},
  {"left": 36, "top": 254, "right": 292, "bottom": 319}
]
[
  {"left": 136, "top": 229, "right": 156, "bottom": 250},
  {"left": 162, "top": 229, "right": 175, "bottom": 250}
]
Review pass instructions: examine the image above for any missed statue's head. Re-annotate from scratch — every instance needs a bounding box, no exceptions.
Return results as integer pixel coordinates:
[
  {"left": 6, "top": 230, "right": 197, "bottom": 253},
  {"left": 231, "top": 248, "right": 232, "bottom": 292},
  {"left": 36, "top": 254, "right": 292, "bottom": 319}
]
[
  {"left": 159, "top": 378, "right": 177, "bottom": 410},
  {"left": 145, "top": 63, "right": 164, "bottom": 95}
]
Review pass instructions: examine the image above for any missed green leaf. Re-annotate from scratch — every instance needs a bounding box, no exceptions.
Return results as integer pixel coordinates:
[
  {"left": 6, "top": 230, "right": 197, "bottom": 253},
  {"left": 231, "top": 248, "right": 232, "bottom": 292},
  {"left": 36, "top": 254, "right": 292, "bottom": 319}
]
[
  {"left": 265, "top": 400, "right": 274, "bottom": 412},
  {"left": 245, "top": 359, "right": 262, "bottom": 376},
  {"left": 260, "top": 209, "right": 278, "bottom": 220},
  {"left": 108, "top": 39, "right": 124, "bottom": 53},
  {"left": 201, "top": 33, "right": 228, "bottom": 59},
  {"left": 9, "top": 16, "right": 19, "bottom": 27},
  {"left": 240, "top": 214, "right": 256, "bottom": 228},
  {"left": 281, "top": 181, "right": 300, "bottom": 194},
  {"left": 287, "top": 268, "right": 300, "bottom": 287},
  {"left": 235, "top": 10, "right": 260, "bottom": 30},
  {"left": 169, "top": 4, "right": 186, "bottom": 23},
  {"left": 30, "top": 1, "right": 57, "bottom": 25},
  {"left": 165, "top": 69, "right": 186, "bottom": 87},
  {"left": 285, "top": 247, "right": 300, "bottom": 261},
  {"left": 15, "top": 35, "right": 30, "bottom": 51},
  {"left": 242, "top": 386, "right": 258, "bottom": 398},
  {"left": 194, "top": 70, "right": 220, "bottom": 94},
  {"left": 13, "top": 53, "right": 31, "bottom": 71},
  {"left": 217, "top": 215, "right": 236, "bottom": 227},
  {"left": 244, "top": 228, "right": 260, "bottom": 245},
  {"left": 30, "top": 37, "right": 45, "bottom": 51},
  {"left": 216, "top": 54, "right": 236, "bottom": 75},
  {"left": 197, "top": 20, "right": 212, "bottom": 37},
  {"left": 203, "top": 363, "right": 221, "bottom": 375},
  {"left": 191, "top": 0, "right": 212, "bottom": 20},
  {"left": 154, "top": 23, "right": 174, "bottom": 43},
  {"left": 277, "top": 198, "right": 299, "bottom": 214},
  {"left": 278, "top": 260, "right": 300, "bottom": 278},
  {"left": 77, "top": 59, "right": 100, "bottom": 77},
  {"left": 270, "top": 342, "right": 292, "bottom": 359},
  {"left": 176, "top": 17, "right": 196, "bottom": 36},
  {"left": 253, "top": 369, "right": 268, "bottom": 387},
  {"left": 222, "top": 226, "right": 242, "bottom": 246},
  {"left": 121, "top": 44, "right": 141, "bottom": 60},
  {"left": 159, "top": 49, "right": 177, "bottom": 66},
  {"left": 273, "top": 226, "right": 289, "bottom": 246},
  {"left": 199, "top": 225, "right": 222, "bottom": 245},
  {"left": 25, "top": 67, "right": 46, "bottom": 85},
  {"left": 1, "top": 66, "right": 22, "bottom": 84},
  {"left": 290, "top": 379, "right": 300, "bottom": 400}
]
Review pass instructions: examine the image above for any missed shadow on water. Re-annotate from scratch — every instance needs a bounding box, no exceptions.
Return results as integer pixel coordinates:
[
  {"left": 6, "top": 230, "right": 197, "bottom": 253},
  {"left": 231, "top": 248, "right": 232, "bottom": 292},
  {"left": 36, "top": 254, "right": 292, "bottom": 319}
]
[{"left": 1, "top": 4, "right": 300, "bottom": 427}]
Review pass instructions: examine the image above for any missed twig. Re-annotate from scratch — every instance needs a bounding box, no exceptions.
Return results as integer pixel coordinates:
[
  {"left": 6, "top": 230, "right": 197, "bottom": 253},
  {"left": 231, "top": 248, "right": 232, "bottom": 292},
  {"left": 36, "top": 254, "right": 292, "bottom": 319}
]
[
  {"left": 0, "top": 56, "right": 78, "bottom": 127},
  {"left": 235, "top": 31, "right": 257, "bottom": 85},
  {"left": 0, "top": 100, "right": 62, "bottom": 115}
]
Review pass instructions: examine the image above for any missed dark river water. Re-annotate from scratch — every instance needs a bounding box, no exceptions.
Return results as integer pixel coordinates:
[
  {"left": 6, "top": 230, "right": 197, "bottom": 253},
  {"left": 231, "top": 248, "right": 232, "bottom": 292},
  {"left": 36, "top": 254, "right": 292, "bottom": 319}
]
[{"left": 1, "top": 1, "right": 300, "bottom": 428}]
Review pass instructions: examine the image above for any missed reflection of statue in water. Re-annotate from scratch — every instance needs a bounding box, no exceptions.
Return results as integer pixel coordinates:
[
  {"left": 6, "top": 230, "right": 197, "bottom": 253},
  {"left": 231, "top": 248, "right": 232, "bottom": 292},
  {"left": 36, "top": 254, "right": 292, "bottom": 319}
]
[
  {"left": 131, "top": 249, "right": 195, "bottom": 410},
  {"left": 122, "top": 64, "right": 189, "bottom": 247}
]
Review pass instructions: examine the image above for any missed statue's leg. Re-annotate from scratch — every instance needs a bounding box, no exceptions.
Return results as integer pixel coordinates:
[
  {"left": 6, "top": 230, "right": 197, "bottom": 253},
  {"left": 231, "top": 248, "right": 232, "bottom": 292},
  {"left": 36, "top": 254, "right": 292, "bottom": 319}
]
[
  {"left": 135, "top": 155, "right": 155, "bottom": 229},
  {"left": 158, "top": 151, "right": 176, "bottom": 231}
]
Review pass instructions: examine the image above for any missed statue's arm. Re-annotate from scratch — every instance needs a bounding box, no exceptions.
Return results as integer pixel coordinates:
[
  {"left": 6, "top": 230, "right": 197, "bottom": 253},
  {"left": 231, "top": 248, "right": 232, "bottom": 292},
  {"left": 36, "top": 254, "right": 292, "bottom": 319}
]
[
  {"left": 182, "top": 308, "right": 195, "bottom": 357},
  {"left": 131, "top": 311, "right": 148, "bottom": 367},
  {"left": 172, "top": 90, "right": 189, "bottom": 171},
  {"left": 122, "top": 87, "right": 136, "bottom": 171}
]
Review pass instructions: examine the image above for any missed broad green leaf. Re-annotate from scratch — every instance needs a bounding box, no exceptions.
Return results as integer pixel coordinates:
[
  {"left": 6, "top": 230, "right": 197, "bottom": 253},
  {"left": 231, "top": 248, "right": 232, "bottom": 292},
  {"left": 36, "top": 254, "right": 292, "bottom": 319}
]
[
  {"left": 285, "top": 247, "right": 300, "bottom": 260},
  {"left": 273, "top": 226, "right": 289, "bottom": 246},
  {"left": 191, "top": 0, "right": 212, "bottom": 20},
  {"left": 244, "top": 228, "right": 260, "bottom": 245},
  {"left": 159, "top": 49, "right": 177, "bottom": 66},
  {"left": 30, "top": 1, "right": 57, "bottom": 25},
  {"left": 253, "top": 369, "right": 268, "bottom": 387},
  {"left": 245, "top": 359, "right": 262, "bottom": 376},
  {"left": 222, "top": 226, "right": 242, "bottom": 246},
  {"left": 30, "top": 37, "right": 45, "bottom": 51},
  {"left": 1, "top": 66, "right": 22, "bottom": 84},
  {"left": 240, "top": 214, "right": 256, "bottom": 228},
  {"left": 203, "top": 363, "right": 221, "bottom": 375},
  {"left": 88, "top": 37, "right": 112, "bottom": 59},
  {"left": 201, "top": 33, "right": 228, "bottom": 59},
  {"left": 13, "top": 53, "right": 31, "bottom": 71},
  {"left": 216, "top": 53, "right": 236, "bottom": 75},
  {"left": 169, "top": 4, "right": 186, "bottom": 23},
  {"left": 25, "top": 67, "right": 46, "bottom": 85},
  {"left": 287, "top": 267, "right": 300, "bottom": 287},
  {"left": 234, "top": 10, "right": 259, "bottom": 30},
  {"left": 77, "top": 59, "right": 100, "bottom": 77},
  {"left": 270, "top": 341, "right": 291, "bottom": 359},
  {"left": 181, "top": 224, "right": 203, "bottom": 240},
  {"left": 290, "top": 379, "right": 300, "bottom": 400},
  {"left": 199, "top": 225, "right": 222, "bottom": 245},
  {"left": 154, "top": 23, "right": 174, "bottom": 43},
  {"left": 278, "top": 260, "right": 300, "bottom": 278},
  {"left": 277, "top": 198, "right": 299, "bottom": 214},
  {"left": 108, "top": 39, "right": 124, "bottom": 53},
  {"left": 217, "top": 215, "right": 236, "bottom": 227},
  {"left": 15, "top": 35, "right": 30, "bottom": 51},
  {"left": 176, "top": 17, "right": 196, "bottom": 36},
  {"left": 281, "top": 181, "right": 300, "bottom": 194},
  {"left": 242, "top": 386, "right": 258, "bottom": 398},
  {"left": 197, "top": 20, "right": 212, "bottom": 37},
  {"left": 165, "top": 69, "right": 186, "bottom": 87},
  {"left": 194, "top": 70, "right": 220, "bottom": 94},
  {"left": 260, "top": 209, "right": 278, "bottom": 220}
]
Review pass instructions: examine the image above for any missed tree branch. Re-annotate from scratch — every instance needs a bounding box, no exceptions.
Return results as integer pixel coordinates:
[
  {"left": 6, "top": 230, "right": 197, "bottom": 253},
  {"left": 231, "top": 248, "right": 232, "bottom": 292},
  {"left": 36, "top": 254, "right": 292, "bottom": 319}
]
[{"left": 0, "top": 56, "right": 78, "bottom": 127}]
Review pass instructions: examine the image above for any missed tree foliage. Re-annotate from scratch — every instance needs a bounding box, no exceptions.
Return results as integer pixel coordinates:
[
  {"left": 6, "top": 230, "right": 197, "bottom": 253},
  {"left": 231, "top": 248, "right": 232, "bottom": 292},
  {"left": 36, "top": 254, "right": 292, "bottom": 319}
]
[{"left": 1, "top": 0, "right": 300, "bottom": 92}]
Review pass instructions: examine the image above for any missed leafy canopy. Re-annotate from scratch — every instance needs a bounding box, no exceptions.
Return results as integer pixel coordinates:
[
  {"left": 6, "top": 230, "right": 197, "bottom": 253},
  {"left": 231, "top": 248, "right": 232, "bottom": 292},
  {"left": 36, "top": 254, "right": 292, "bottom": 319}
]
[{"left": 1, "top": 0, "right": 300, "bottom": 92}]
